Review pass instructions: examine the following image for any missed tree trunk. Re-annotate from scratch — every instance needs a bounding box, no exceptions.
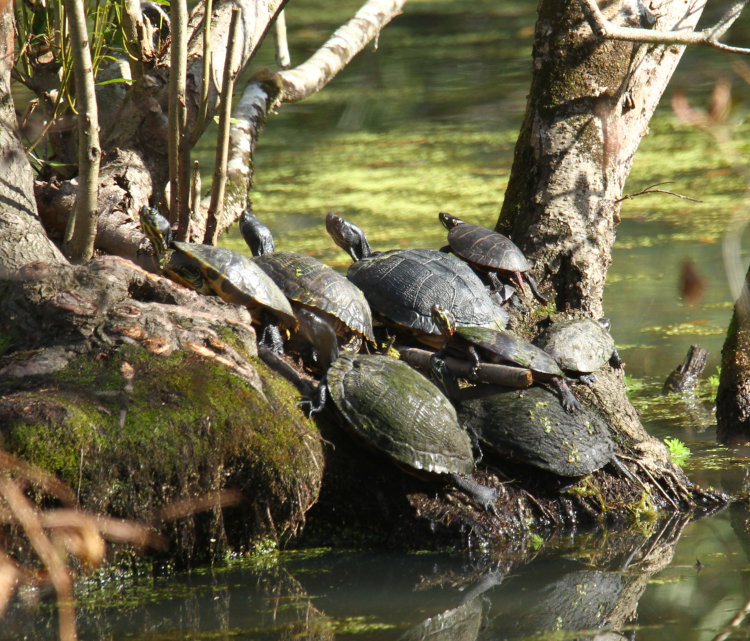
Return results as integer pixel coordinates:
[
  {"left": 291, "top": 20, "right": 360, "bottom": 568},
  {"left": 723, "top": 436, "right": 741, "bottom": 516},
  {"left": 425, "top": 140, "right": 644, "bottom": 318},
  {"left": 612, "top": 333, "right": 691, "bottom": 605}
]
[
  {"left": 500, "top": 0, "right": 703, "bottom": 317},
  {"left": 495, "top": 0, "right": 710, "bottom": 500},
  {"left": 0, "top": 2, "right": 66, "bottom": 272}
]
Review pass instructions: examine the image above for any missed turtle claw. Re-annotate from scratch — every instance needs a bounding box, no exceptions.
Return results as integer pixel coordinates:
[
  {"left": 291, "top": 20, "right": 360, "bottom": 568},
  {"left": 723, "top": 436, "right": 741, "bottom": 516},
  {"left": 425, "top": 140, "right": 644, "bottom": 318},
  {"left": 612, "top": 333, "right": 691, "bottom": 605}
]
[{"left": 579, "top": 373, "right": 598, "bottom": 386}]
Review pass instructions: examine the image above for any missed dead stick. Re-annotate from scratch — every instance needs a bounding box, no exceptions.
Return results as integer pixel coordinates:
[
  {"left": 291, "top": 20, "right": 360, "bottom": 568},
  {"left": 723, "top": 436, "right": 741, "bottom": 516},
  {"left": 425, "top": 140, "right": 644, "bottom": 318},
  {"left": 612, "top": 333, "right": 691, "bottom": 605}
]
[{"left": 398, "top": 347, "right": 533, "bottom": 388}]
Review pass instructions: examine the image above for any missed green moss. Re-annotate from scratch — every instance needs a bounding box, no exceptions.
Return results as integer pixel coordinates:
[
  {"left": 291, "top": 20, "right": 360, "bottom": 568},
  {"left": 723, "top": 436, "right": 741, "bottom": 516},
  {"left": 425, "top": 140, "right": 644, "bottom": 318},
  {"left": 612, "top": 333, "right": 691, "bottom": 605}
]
[{"left": 1, "top": 343, "right": 322, "bottom": 560}]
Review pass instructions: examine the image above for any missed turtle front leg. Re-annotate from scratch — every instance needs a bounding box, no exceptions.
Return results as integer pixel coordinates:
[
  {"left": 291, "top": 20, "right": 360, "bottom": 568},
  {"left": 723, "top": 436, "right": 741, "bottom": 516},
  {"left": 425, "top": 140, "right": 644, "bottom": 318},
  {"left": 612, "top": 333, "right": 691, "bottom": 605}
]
[
  {"left": 298, "top": 381, "right": 328, "bottom": 417},
  {"left": 259, "top": 323, "right": 285, "bottom": 355},
  {"left": 524, "top": 273, "right": 549, "bottom": 304},
  {"left": 609, "top": 347, "right": 624, "bottom": 369},
  {"left": 578, "top": 373, "right": 598, "bottom": 386},
  {"left": 467, "top": 345, "right": 482, "bottom": 377},
  {"left": 551, "top": 376, "right": 581, "bottom": 412}
]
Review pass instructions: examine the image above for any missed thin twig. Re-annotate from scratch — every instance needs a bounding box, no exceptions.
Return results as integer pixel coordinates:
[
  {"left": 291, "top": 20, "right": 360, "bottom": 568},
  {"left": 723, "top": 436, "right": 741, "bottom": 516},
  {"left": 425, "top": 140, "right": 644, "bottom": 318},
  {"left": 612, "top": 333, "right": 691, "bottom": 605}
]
[
  {"left": 579, "top": 0, "right": 750, "bottom": 55},
  {"left": 191, "top": 0, "right": 214, "bottom": 143},
  {"left": 204, "top": 6, "right": 241, "bottom": 245},
  {"left": 168, "top": 0, "right": 188, "bottom": 228},
  {"left": 61, "top": 0, "right": 101, "bottom": 263},
  {"left": 616, "top": 181, "right": 703, "bottom": 203}
]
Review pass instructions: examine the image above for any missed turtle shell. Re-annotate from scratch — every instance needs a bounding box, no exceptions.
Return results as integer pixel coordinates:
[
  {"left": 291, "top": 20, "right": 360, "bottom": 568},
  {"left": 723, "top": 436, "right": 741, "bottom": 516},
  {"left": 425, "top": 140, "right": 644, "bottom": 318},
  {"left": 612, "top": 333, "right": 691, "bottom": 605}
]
[
  {"left": 347, "top": 248, "right": 507, "bottom": 336},
  {"left": 535, "top": 318, "right": 616, "bottom": 374},
  {"left": 447, "top": 222, "right": 530, "bottom": 274},
  {"left": 452, "top": 325, "right": 564, "bottom": 377},
  {"left": 327, "top": 353, "right": 475, "bottom": 476},
  {"left": 167, "top": 242, "right": 297, "bottom": 328},
  {"left": 458, "top": 385, "right": 614, "bottom": 477},
  {"left": 253, "top": 251, "right": 375, "bottom": 343}
]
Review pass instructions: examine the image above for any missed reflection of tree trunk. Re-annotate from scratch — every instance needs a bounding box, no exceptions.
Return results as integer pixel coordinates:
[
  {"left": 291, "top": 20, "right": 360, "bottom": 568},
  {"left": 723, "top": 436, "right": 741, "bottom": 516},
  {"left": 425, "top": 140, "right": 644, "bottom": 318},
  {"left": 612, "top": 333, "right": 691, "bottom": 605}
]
[{"left": 500, "top": 1, "right": 703, "bottom": 317}]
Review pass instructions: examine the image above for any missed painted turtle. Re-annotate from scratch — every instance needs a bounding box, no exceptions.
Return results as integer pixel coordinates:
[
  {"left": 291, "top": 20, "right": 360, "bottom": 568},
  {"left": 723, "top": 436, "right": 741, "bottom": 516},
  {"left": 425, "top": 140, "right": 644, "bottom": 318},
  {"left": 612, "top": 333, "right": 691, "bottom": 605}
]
[
  {"left": 535, "top": 317, "right": 623, "bottom": 385},
  {"left": 439, "top": 212, "right": 547, "bottom": 303},
  {"left": 240, "top": 210, "right": 375, "bottom": 363},
  {"left": 325, "top": 213, "right": 508, "bottom": 339},
  {"left": 431, "top": 305, "right": 581, "bottom": 411},
  {"left": 139, "top": 206, "right": 297, "bottom": 351},
  {"left": 305, "top": 351, "right": 497, "bottom": 511},
  {"left": 459, "top": 385, "right": 615, "bottom": 477}
]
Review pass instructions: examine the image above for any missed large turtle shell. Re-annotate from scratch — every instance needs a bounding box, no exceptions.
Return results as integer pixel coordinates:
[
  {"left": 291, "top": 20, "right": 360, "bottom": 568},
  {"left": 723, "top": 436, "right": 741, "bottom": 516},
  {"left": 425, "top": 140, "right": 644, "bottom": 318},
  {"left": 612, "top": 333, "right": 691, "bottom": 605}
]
[
  {"left": 347, "top": 249, "right": 507, "bottom": 336},
  {"left": 448, "top": 222, "right": 530, "bottom": 273},
  {"left": 453, "top": 325, "right": 564, "bottom": 377},
  {"left": 459, "top": 385, "right": 615, "bottom": 477},
  {"left": 535, "top": 318, "right": 616, "bottom": 374},
  {"left": 253, "top": 251, "right": 375, "bottom": 343},
  {"left": 327, "top": 353, "right": 475, "bottom": 476},
  {"left": 168, "top": 242, "right": 296, "bottom": 328}
]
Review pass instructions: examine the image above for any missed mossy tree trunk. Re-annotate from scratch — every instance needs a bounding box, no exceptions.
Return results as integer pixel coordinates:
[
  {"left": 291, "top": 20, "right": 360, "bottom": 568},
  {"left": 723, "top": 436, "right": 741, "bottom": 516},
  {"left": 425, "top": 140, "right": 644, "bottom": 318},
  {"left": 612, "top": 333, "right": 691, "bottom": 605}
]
[
  {"left": 499, "top": 0, "right": 703, "bottom": 317},
  {"left": 496, "top": 0, "right": 709, "bottom": 494}
]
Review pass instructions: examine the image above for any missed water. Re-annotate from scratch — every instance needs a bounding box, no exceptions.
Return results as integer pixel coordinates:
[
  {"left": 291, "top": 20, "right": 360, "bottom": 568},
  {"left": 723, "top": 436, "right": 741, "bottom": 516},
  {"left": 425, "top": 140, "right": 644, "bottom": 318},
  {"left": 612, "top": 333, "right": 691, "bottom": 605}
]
[{"left": 13, "top": 1, "right": 750, "bottom": 639}]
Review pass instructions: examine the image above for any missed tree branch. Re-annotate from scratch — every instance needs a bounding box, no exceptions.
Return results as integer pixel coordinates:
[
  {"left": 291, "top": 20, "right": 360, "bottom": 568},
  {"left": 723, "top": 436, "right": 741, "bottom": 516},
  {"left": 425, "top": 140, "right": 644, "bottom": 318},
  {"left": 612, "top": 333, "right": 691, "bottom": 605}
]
[
  {"left": 278, "top": 0, "right": 407, "bottom": 102},
  {"left": 61, "top": 0, "right": 101, "bottom": 263},
  {"left": 580, "top": 0, "right": 750, "bottom": 55}
]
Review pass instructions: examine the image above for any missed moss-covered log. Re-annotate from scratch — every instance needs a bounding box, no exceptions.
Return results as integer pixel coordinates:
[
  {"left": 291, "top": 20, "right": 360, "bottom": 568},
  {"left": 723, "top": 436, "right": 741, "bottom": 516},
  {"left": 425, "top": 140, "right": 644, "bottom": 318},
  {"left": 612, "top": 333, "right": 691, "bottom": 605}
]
[{"left": 0, "top": 256, "right": 323, "bottom": 565}]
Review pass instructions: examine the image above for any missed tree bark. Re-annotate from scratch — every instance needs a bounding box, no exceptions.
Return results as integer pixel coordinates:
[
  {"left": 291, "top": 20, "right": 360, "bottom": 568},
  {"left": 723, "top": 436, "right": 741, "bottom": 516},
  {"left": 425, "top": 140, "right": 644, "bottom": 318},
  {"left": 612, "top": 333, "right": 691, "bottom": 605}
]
[
  {"left": 500, "top": 0, "right": 704, "bottom": 317},
  {"left": 0, "top": 1, "right": 67, "bottom": 272}
]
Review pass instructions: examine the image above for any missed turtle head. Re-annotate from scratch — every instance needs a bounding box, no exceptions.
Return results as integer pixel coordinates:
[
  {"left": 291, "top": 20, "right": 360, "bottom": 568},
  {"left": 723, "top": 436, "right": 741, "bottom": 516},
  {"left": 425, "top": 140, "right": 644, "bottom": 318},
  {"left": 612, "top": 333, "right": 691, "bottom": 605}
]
[
  {"left": 325, "top": 212, "right": 373, "bottom": 262},
  {"left": 438, "top": 212, "right": 464, "bottom": 230},
  {"left": 240, "top": 209, "right": 275, "bottom": 257},
  {"left": 140, "top": 206, "right": 172, "bottom": 268},
  {"left": 431, "top": 304, "right": 456, "bottom": 337}
]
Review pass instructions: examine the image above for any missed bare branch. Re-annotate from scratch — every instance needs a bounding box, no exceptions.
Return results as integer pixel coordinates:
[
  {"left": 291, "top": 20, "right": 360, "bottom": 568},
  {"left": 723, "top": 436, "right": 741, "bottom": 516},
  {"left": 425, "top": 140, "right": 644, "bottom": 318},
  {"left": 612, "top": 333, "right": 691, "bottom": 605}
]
[
  {"left": 168, "top": 0, "right": 188, "bottom": 229},
  {"left": 278, "top": 0, "right": 407, "bottom": 102},
  {"left": 616, "top": 181, "right": 703, "bottom": 203},
  {"left": 61, "top": 0, "right": 101, "bottom": 263},
  {"left": 580, "top": 0, "right": 750, "bottom": 55},
  {"left": 205, "top": 7, "right": 242, "bottom": 245}
]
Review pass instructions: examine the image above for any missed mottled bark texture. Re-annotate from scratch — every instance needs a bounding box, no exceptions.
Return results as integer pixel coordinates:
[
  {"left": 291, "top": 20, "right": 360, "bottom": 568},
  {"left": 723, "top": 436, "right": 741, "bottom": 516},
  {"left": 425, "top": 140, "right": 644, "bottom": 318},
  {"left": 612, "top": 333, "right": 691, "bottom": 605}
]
[
  {"left": 0, "top": 3, "right": 66, "bottom": 271},
  {"left": 0, "top": 257, "right": 323, "bottom": 564},
  {"left": 494, "top": 0, "right": 712, "bottom": 513},
  {"left": 499, "top": 0, "right": 704, "bottom": 317}
]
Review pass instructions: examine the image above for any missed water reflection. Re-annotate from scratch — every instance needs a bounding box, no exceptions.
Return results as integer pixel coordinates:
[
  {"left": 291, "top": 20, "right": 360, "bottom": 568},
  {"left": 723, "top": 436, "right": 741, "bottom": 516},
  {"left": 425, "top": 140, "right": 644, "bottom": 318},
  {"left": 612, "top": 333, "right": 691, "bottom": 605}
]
[{"left": 6, "top": 515, "right": 722, "bottom": 640}]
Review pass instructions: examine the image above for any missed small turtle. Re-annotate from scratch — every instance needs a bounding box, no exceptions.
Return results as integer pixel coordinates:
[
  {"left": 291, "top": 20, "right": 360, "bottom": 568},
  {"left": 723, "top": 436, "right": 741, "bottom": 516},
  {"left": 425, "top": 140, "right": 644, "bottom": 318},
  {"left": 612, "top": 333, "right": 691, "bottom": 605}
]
[
  {"left": 535, "top": 317, "right": 623, "bottom": 385},
  {"left": 431, "top": 304, "right": 581, "bottom": 412},
  {"left": 240, "top": 210, "right": 375, "bottom": 365},
  {"left": 439, "top": 212, "right": 547, "bottom": 303},
  {"left": 140, "top": 206, "right": 296, "bottom": 352},
  {"left": 304, "top": 351, "right": 498, "bottom": 512},
  {"left": 459, "top": 385, "right": 617, "bottom": 478},
  {"left": 325, "top": 212, "right": 508, "bottom": 340}
]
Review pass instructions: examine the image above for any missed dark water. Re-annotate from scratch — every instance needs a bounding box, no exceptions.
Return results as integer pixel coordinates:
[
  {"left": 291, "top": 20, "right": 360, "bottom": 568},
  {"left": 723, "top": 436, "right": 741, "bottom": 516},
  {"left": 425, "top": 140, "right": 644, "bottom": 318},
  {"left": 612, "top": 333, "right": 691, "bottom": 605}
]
[{"left": 12, "top": 1, "right": 750, "bottom": 639}]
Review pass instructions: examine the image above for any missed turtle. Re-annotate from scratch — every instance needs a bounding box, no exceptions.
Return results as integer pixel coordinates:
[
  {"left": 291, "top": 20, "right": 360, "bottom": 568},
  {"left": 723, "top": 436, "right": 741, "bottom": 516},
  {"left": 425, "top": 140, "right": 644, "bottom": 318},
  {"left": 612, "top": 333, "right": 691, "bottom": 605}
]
[
  {"left": 325, "top": 212, "right": 508, "bottom": 340},
  {"left": 431, "top": 304, "right": 581, "bottom": 412},
  {"left": 240, "top": 210, "right": 375, "bottom": 365},
  {"left": 458, "top": 384, "right": 623, "bottom": 478},
  {"left": 534, "top": 317, "right": 623, "bottom": 385},
  {"left": 139, "top": 206, "right": 297, "bottom": 352},
  {"left": 303, "top": 351, "right": 498, "bottom": 512},
  {"left": 438, "top": 212, "right": 547, "bottom": 304}
]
